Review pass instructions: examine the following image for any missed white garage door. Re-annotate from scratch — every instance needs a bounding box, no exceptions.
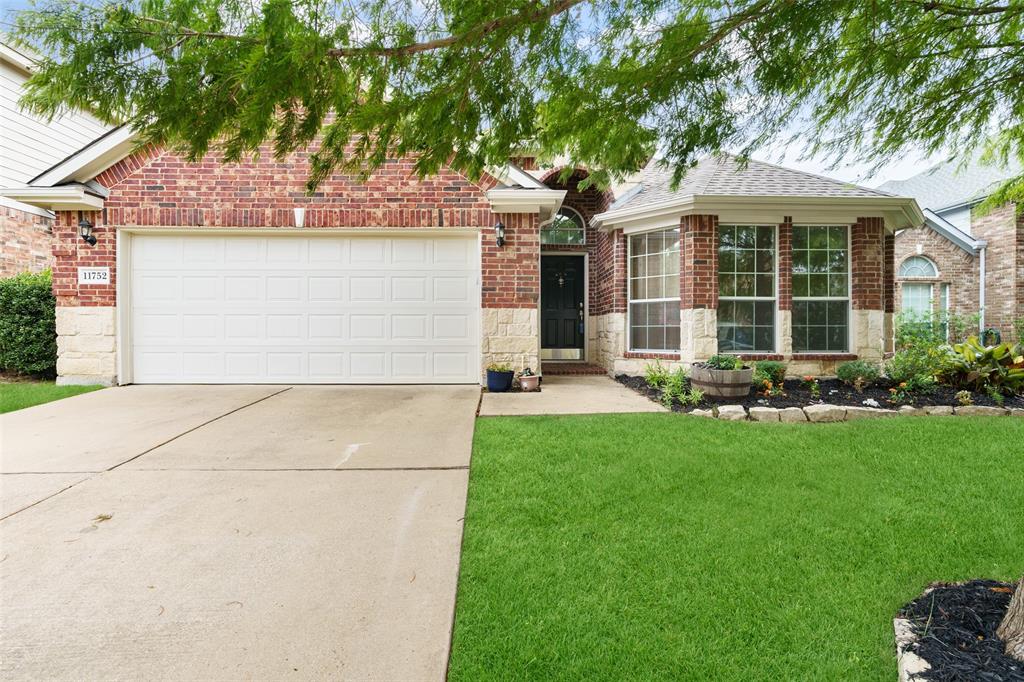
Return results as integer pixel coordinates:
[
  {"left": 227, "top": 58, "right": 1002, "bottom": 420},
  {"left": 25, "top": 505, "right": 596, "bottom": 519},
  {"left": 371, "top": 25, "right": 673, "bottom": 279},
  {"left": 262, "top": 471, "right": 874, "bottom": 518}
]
[{"left": 129, "top": 233, "right": 480, "bottom": 384}]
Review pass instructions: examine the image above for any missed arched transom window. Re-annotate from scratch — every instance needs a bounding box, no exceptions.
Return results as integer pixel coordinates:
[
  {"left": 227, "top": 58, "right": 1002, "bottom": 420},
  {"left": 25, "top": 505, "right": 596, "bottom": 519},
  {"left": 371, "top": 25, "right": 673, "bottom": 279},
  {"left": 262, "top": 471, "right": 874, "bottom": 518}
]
[
  {"left": 898, "top": 256, "right": 938, "bottom": 278},
  {"left": 541, "top": 207, "right": 586, "bottom": 245}
]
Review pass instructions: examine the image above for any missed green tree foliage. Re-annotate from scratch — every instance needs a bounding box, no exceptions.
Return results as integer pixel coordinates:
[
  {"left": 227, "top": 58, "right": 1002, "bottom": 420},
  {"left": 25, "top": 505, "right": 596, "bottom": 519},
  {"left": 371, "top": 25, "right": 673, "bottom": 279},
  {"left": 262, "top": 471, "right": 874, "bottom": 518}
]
[{"left": 12, "top": 0, "right": 1024, "bottom": 195}]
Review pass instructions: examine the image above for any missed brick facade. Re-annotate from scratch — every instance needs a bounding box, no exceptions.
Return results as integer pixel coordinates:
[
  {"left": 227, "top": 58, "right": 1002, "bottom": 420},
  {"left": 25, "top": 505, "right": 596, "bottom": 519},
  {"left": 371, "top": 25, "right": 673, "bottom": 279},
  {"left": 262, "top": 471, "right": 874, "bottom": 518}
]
[
  {"left": 893, "top": 202, "right": 1022, "bottom": 342},
  {"left": 851, "top": 217, "right": 886, "bottom": 311},
  {"left": 1, "top": 203, "right": 53, "bottom": 277},
  {"left": 893, "top": 224, "right": 979, "bottom": 321},
  {"left": 972, "top": 203, "right": 1023, "bottom": 339},
  {"left": 679, "top": 214, "right": 718, "bottom": 310}
]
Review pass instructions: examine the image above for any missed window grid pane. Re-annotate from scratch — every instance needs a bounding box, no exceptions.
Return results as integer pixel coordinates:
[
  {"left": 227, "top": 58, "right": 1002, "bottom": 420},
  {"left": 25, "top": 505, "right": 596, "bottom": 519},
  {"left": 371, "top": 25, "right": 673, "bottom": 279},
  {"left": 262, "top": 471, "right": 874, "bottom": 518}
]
[
  {"left": 792, "top": 225, "right": 849, "bottom": 353},
  {"left": 718, "top": 225, "right": 776, "bottom": 352},
  {"left": 541, "top": 207, "right": 586, "bottom": 245},
  {"left": 628, "top": 228, "right": 681, "bottom": 351}
]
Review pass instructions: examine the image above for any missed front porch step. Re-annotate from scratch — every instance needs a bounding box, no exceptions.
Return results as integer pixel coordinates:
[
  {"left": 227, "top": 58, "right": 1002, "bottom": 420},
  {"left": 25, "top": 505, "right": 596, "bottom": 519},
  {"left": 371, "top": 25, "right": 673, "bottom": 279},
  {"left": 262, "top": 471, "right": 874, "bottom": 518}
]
[{"left": 541, "top": 362, "right": 607, "bottom": 376}]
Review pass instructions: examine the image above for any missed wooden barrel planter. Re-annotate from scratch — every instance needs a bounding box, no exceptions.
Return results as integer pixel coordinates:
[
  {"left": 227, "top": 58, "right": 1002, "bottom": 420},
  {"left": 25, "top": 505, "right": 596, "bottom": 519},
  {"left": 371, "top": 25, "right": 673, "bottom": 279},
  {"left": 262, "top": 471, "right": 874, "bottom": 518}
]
[{"left": 690, "top": 364, "right": 754, "bottom": 399}]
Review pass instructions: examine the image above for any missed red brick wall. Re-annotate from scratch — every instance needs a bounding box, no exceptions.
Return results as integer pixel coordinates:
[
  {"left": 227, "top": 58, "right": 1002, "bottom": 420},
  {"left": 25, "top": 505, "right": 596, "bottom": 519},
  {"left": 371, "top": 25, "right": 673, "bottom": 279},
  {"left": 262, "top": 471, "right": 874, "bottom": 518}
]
[
  {"left": 592, "top": 229, "right": 626, "bottom": 315},
  {"left": 539, "top": 168, "right": 615, "bottom": 313},
  {"left": 893, "top": 224, "right": 979, "bottom": 320},
  {"left": 972, "top": 203, "right": 1022, "bottom": 337},
  {"left": 778, "top": 217, "right": 793, "bottom": 311},
  {"left": 1, "top": 203, "right": 53, "bottom": 277},
  {"left": 680, "top": 214, "right": 718, "bottom": 309},
  {"left": 884, "top": 232, "right": 895, "bottom": 314},
  {"left": 851, "top": 217, "right": 885, "bottom": 310},
  {"left": 52, "top": 147, "right": 534, "bottom": 308}
]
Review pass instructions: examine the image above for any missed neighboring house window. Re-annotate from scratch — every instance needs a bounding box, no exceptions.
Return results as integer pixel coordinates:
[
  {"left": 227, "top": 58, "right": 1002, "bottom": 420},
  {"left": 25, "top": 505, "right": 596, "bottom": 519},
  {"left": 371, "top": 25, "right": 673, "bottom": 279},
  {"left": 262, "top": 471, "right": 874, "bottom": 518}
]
[
  {"left": 792, "top": 225, "right": 849, "bottom": 353},
  {"left": 898, "top": 256, "right": 938, "bottom": 278},
  {"left": 541, "top": 207, "right": 586, "bottom": 245},
  {"left": 628, "top": 228, "right": 681, "bottom": 351},
  {"left": 717, "top": 225, "right": 776, "bottom": 352},
  {"left": 902, "top": 283, "right": 933, "bottom": 318}
]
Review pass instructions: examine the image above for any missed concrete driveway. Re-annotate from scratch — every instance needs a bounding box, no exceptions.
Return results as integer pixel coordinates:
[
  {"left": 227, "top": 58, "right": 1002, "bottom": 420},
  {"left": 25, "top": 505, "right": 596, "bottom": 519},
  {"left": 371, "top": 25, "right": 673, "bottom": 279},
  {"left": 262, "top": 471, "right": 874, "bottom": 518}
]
[{"left": 0, "top": 385, "right": 479, "bottom": 681}]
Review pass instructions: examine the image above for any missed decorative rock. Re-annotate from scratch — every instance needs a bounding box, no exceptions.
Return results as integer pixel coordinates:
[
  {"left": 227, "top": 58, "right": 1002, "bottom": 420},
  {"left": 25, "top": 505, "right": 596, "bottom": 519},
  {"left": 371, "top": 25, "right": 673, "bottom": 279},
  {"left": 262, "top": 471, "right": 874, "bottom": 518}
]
[
  {"left": 955, "top": 405, "right": 1009, "bottom": 417},
  {"left": 862, "top": 398, "right": 881, "bottom": 408},
  {"left": 804, "top": 404, "right": 847, "bottom": 423},
  {"left": 779, "top": 407, "right": 808, "bottom": 422},
  {"left": 716, "top": 405, "right": 748, "bottom": 421},
  {"left": 846, "top": 406, "right": 896, "bottom": 420},
  {"left": 923, "top": 406, "right": 954, "bottom": 416},
  {"left": 689, "top": 408, "right": 715, "bottom": 418},
  {"left": 898, "top": 405, "right": 925, "bottom": 416},
  {"left": 748, "top": 406, "right": 780, "bottom": 422},
  {"left": 1010, "top": 408, "right": 1024, "bottom": 417}
]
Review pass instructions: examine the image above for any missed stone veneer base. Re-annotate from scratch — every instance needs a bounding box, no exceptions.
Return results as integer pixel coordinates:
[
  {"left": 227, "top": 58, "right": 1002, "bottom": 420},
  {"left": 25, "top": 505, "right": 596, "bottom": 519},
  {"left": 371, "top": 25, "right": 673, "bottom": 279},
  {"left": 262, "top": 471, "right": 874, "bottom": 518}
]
[
  {"left": 481, "top": 307, "right": 539, "bottom": 380},
  {"left": 55, "top": 306, "right": 117, "bottom": 386}
]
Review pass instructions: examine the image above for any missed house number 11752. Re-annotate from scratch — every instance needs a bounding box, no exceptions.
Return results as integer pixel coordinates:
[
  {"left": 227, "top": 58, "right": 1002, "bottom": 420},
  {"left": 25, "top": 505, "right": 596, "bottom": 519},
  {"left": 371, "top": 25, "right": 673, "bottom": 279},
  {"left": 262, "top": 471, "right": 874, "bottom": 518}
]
[{"left": 77, "top": 267, "right": 110, "bottom": 285}]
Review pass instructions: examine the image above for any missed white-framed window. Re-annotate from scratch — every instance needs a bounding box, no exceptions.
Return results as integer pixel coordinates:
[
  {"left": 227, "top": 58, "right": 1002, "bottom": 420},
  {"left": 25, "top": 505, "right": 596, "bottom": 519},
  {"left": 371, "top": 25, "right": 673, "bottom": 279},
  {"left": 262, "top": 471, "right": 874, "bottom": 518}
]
[
  {"left": 898, "top": 256, "right": 938, "bottom": 278},
  {"left": 541, "top": 206, "right": 586, "bottom": 245},
  {"left": 628, "top": 228, "right": 680, "bottom": 351},
  {"left": 792, "top": 225, "right": 850, "bottom": 353},
  {"left": 902, "top": 282, "right": 934, "bottom": 317},
  {"left": 717, "top": 225, "right": 776, "bottom": 352}
]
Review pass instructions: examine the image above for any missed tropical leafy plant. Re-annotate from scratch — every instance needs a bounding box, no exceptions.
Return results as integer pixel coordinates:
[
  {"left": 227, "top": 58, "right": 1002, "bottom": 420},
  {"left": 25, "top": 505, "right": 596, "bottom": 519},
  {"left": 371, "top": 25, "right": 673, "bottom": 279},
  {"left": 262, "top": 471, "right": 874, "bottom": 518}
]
[{"left": 940, "top": 337, "right": 1024, "bottom": 395}]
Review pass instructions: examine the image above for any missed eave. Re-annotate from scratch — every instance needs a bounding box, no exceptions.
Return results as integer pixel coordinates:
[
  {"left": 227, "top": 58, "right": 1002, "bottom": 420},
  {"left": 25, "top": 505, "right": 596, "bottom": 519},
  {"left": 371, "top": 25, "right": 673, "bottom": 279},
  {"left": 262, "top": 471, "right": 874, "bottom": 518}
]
[
  {"left": 486, "top": 188, "right": 566, "bottom": 217},
  {"left": 591, "top": 194, "right": 926, "bottom": 233},
  {"left": 0, "top": 185, "right": 104, "bottom": 211}
]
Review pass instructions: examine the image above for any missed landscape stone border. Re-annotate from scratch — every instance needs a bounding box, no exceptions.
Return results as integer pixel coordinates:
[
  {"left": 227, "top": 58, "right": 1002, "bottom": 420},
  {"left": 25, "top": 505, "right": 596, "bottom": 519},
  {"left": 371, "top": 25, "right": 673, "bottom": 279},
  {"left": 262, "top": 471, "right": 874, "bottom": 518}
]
[
  {"left": 894, "top": 617, "right": 930, "bottom": 682},
  {"left": 687, "top": 404, "right": 1024, "bottom": 422}
]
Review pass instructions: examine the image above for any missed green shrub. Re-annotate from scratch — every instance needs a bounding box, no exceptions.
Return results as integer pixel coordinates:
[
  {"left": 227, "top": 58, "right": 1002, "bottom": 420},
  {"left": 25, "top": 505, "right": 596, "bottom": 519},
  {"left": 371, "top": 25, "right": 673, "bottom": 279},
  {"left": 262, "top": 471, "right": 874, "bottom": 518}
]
[
  {"left": 940, "top": 337, "right": 1024, "bottom": 395},
  {"left": 894, "top": 310, "right": 981, "bottom": 349},
  {"left": 754, "top": 360, "right": 786, "bottom": 386},
  {"left": 884, "top": 344, "right": 952, "bottom": 387},
  {"left": 0, "top": 270, "right": 57, "bottom": 377},
  {"left": 644, "top": 360, "right": 671, "bottom": 389},
  {"left": 706, "top": 354, "right": 743, "bottom": 370},
  {"left": 660, "top": 367, "right": 688, "bottom": 408},
  {"left": 836, "top": 360, "right": 880, "bottom": 389}
]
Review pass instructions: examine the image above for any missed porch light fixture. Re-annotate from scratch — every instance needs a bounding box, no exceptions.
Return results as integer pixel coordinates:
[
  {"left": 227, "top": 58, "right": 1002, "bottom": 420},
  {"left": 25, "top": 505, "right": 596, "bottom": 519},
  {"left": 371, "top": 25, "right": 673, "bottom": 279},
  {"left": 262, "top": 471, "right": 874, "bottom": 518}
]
[
  {"left": 78, "top": 217, "right": 96, "bottom": 246},
  {"left": 495, "top": 221, "right": 506, "bottom": 247}
]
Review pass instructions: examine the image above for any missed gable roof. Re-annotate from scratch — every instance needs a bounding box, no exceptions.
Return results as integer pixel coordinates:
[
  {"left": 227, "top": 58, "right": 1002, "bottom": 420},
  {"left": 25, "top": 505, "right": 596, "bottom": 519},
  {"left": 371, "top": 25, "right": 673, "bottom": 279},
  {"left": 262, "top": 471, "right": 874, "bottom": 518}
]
[
  {"left": 878, "top": 154, "right": 1023, "bottom": 213},
  {"left": 608, "top": 154, "right": 893, "bottom": 212},
  {"left": 921, "top": 209, "right": 984, "bottom": 255}
]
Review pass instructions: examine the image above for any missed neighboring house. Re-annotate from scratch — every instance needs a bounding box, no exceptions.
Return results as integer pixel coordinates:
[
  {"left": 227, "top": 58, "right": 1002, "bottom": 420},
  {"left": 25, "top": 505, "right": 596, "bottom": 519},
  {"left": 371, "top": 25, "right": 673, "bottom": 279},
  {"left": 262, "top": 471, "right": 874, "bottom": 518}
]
[
  {"left": 0, "top": 39, "right": 109, "bottom": 277},
  {"left": 879, "top": 156, "right": 1024, "bottom": 340},
  {"left": 2, "top": 133, "right": 921, "bottom": 386}
]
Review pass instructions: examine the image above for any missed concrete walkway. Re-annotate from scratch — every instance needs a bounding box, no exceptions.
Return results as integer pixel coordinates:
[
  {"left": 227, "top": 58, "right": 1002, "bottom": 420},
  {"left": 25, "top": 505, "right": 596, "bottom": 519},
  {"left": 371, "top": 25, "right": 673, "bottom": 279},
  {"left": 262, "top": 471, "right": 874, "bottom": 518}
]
[
  {"left": 479, "top": 374, "right": 666, "bottom": 416},
  {"left": 0, "top": 385, "right": 478, "bottom": 681}
]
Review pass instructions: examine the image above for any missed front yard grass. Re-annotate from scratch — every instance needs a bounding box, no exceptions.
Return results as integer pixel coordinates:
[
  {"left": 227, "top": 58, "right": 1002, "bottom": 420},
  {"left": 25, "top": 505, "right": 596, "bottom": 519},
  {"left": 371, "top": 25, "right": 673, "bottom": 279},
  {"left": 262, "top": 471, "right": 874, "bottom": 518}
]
[
  {"left": 449, "top": 414, "right": 1024, "bottom": 680},
  {"left": 0, "top": 381, "right": 103, "bottom": 414}
]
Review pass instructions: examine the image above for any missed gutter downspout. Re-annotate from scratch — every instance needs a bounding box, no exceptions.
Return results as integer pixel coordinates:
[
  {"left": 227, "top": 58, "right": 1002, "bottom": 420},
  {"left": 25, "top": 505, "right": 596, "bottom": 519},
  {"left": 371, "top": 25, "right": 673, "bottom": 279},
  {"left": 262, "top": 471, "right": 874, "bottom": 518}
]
[{"left": 978, "top": 242, "right": 987, "bottom": 334}]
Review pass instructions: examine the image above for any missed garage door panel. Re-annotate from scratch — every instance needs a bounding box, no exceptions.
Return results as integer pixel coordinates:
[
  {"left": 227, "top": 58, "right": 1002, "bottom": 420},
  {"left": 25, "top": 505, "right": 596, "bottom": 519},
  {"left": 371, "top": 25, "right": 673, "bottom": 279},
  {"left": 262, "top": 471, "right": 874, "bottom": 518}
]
[{"left": 130, "top": 234, "right": 479, "bottom": 384}]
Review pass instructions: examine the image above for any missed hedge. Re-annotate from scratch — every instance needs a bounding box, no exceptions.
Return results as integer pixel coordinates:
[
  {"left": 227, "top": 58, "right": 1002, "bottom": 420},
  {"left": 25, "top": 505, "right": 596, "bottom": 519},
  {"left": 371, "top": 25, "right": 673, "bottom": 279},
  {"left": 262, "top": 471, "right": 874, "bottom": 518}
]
[{"left": 0, "top": 270, "right": 57, "bottom": 377}]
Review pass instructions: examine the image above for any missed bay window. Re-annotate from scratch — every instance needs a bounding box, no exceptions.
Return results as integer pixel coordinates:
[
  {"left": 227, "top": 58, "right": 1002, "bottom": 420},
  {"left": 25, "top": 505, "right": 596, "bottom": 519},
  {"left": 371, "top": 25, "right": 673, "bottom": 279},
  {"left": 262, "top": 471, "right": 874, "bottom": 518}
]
[
  {"left": 717, "top": 225, "right": 776, "bottom": 352},
  {"left": 792, "top": 225, "right": 849, "bottom": 353},
  {"left": 628, "top": 228, "right": 680, "bottom": 352}
]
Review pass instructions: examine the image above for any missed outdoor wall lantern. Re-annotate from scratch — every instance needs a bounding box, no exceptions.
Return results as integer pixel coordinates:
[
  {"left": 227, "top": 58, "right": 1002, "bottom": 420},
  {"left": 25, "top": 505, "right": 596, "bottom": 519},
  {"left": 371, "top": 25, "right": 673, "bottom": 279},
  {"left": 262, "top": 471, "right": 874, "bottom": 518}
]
[
  {"left": 78, "top": 217, "right": 97, "bottom": 246},
  {"left": 495, "top": 221, "right": 506, "bottom": 248}
]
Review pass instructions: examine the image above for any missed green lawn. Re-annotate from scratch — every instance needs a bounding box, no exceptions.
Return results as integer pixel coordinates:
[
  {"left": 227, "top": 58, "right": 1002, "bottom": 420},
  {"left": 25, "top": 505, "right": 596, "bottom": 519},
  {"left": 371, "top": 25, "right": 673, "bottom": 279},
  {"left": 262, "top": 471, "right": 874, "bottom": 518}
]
[
  {"left": 449, "top": 414, "right": 1024, "bottom": 681},
  {"left": 0, "top": 382, "right": 104, "bottom": 413}
]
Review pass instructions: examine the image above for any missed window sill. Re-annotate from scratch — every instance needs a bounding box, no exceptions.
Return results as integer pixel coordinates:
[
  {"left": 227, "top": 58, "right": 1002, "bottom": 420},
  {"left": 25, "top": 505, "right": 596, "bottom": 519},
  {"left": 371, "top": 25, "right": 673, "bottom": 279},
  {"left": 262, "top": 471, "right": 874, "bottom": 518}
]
[
  {"left": 624, "top": 351, "right": 681, "bottom": 360},
  {"left": 790, "top": 353, "right": 857, "bottom": 361}
]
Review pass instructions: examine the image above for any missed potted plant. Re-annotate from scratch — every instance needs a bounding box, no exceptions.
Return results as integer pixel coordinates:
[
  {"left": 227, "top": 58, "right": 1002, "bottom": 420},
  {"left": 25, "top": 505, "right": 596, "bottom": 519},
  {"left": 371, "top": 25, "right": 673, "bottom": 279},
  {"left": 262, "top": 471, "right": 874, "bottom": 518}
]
[
  {"left": 486, "top": 363, "right": 515, "bottom": 392},
  {"left": 689, "top": 354, "right": 754, "bottom": 399},
  {"left": 519, "top": 367, "right": 541, "bottom": 392}
]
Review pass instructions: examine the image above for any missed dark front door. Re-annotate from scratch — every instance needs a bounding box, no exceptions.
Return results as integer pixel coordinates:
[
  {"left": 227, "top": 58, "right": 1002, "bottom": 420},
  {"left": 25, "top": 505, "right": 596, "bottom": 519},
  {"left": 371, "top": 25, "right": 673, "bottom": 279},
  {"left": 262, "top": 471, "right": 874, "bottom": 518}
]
[{"left": 541, "top": 255, "right": 585, "bottom": 358}]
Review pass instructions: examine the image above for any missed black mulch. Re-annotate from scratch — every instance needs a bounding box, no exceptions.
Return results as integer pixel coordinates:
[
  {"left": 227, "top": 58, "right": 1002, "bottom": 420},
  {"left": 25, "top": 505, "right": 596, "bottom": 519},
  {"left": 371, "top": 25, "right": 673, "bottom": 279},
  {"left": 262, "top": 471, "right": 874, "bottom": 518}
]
[
  {"left": 898, "top": 580, "right": 1024, "bottom": 681},
  {"left": 615, "top": 375, "right": 1024, "bottom": 412}
]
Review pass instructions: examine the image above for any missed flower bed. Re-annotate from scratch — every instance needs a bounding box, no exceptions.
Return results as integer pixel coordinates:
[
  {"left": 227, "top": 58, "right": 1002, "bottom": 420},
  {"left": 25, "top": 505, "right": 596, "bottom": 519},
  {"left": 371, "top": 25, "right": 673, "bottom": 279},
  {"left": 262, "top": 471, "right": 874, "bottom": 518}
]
[
  {"left": 895, "top": 580, "right": 1022, "bottom": 682},
  {"left": 616, "top": 374, "right": 1024, "bottom": 413}
]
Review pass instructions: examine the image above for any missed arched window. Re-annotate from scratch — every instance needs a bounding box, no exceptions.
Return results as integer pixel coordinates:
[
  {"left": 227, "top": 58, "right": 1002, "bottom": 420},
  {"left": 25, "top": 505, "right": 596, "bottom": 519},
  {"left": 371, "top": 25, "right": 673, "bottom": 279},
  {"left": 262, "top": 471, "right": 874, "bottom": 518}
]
[
  {"left": 898, "top": 256, "right": 938, "bottom": 278},
  {"left": 541, "top": 207, "right": 586, "bottom": 245}
]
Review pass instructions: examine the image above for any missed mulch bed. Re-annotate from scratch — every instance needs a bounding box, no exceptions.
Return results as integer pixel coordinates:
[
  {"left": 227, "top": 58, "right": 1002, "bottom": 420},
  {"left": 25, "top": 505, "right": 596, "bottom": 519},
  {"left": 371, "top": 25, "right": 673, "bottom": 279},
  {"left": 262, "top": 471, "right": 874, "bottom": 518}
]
[
  {"left": 615, "top": 375, "right": 1024, "bottom": 412},
  {"left": 898, "top": 580, "right": 1024, "bottom": 681}
]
